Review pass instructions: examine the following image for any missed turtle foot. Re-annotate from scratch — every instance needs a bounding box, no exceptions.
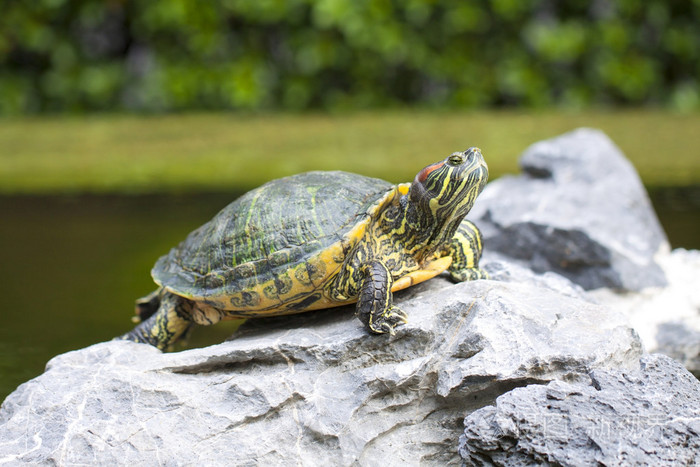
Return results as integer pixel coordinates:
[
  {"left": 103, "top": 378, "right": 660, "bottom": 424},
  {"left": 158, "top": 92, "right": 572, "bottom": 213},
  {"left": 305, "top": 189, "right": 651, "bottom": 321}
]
[
  {"left": 449, "top": 267, "right": 489, "bottom": 282},
  {"left": 369, "top": 306, "right": 408, "bottom": 335}
]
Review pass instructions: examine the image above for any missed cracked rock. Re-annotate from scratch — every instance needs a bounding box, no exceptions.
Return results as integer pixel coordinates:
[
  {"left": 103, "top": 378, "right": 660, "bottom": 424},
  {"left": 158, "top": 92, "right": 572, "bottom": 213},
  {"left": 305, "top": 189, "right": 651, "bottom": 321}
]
[
  {"left": 459, "top": 354, "right": 700, "bottom": 466},
  {"left": 0, "top": 278, "right": 641, "bottom": 466}
]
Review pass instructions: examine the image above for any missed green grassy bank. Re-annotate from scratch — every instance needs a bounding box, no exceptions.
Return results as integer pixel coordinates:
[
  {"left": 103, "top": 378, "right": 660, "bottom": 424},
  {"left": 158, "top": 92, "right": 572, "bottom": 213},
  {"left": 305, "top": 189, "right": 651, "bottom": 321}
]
[{"left": 1, "top": 110, "right": 698, "bottom": 193}]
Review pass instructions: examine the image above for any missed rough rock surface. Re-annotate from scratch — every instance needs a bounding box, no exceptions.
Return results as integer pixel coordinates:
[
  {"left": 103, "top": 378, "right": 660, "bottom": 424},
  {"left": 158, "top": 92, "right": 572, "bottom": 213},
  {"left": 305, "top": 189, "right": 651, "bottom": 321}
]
[
  {"left": 459, "top": 354, "right": 700, "bottom": 466},
  {"left": 470, "top": 128, "right": 669, "bottom": 291},
  {"left": 0, "top": 278, "right": 641, "bottom": 466}
]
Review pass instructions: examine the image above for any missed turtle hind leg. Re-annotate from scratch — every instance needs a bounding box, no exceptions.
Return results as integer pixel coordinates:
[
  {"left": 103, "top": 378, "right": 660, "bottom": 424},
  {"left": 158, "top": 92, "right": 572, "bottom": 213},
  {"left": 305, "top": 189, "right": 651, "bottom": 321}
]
[
  {"left": 134, "top": 288, "right": 163, "bottom": 322},
  {"left": 118, "top": 291, "right": 194, "bottom": 350},
  {"left": 356, "top": 261, "right": 408, "bottom": 335}
]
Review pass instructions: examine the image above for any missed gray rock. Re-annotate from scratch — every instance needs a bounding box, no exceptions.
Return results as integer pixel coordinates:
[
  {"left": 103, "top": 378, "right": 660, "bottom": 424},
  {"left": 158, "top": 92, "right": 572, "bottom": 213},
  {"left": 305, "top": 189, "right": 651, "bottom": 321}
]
[
  {"left": 471, "top": 128, "right": 669, "bottom": 291},
  {"left": 459, "top": 354, "right": 700, "bottom": 466},
  {"left": 656, "top": 323, "right": 700, "bottom": 378},
  {"left": 589, "top": 248, "right": 700, "bottom": 377},
  {"left": 482, "top": 257, "right": 589, "bottom": 302},
  {"left": 0, "top": 278, "right": 641, "bottom": 466}
]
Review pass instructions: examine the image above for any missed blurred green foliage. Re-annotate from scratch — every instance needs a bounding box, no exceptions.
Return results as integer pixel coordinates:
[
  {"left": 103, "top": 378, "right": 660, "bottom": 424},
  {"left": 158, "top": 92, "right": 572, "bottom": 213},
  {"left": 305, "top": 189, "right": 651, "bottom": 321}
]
[{"left": 1, "top": 0, "right": 699, "bottom": 114}]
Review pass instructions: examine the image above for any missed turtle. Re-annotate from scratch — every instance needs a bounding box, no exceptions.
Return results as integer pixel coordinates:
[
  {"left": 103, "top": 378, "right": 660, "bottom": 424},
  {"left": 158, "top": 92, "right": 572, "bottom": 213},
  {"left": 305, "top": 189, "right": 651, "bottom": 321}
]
[{"left": 119, "top": 147, "right": 489, "bottom": 350}]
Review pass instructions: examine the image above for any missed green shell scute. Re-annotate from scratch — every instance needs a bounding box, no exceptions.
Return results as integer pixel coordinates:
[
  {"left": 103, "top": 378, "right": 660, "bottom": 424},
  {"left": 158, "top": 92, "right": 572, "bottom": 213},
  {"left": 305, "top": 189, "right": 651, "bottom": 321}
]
[{"left": 152, "top": 171, "right": 393, "bottom": 300}]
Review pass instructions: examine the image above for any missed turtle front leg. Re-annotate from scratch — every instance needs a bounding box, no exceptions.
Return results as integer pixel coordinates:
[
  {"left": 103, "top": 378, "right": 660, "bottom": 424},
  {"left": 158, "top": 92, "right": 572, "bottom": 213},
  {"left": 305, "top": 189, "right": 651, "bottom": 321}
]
[
  {"left": 447, "top": 219, "right": 488, "bottom": 282},
  {"left": 356, "top": 261, "right": 408, "bottom": 334}
]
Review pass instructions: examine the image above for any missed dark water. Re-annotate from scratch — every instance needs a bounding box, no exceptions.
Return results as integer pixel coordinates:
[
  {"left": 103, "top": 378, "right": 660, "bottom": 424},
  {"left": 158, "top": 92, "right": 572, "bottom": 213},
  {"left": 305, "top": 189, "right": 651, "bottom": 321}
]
[{"left": 1, "top": 190, "right": 698, "bottom": 402}]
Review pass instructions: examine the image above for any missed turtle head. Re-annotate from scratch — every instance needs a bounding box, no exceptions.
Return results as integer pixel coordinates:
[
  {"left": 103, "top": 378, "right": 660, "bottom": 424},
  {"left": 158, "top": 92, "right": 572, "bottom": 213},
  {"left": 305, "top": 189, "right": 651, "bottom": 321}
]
[{"left": 407, "top": 147, "right": 488, "bottom": 244}]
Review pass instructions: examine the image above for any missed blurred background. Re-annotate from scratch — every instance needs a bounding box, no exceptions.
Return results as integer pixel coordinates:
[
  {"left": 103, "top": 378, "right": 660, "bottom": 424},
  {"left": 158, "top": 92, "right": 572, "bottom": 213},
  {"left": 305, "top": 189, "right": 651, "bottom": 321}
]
[{"left": 1, "top": 0, "right": 699, "bottom": 400}]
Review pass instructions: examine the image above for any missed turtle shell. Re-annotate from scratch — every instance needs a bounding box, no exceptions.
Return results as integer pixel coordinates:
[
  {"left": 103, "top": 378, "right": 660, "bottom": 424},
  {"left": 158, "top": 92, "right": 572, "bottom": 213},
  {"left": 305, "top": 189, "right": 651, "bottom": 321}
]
[{"left": 152, "top": 171, "right": 393, "bottom": 312}]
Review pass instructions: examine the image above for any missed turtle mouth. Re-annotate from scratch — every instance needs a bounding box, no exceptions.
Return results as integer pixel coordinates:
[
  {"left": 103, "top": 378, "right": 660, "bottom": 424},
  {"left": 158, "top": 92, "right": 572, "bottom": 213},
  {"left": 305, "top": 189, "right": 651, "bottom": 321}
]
[
  {"left": 407, "top": 149, "right": 488, "bottom": 254},
  {"left": 462, "top": 147, "right": 488, "bottom": 175},
  {"left": 410, "top": 148, "right": 488, "bottom": 211},
  {"left": 454, "top": 158, "right": 489, "bottom": 214},
  {"left": 441, "top": 148, "right": 488, "bottom": 208},
  {"left": 434, "top": 149, "right": 488, "bottom": 236}
]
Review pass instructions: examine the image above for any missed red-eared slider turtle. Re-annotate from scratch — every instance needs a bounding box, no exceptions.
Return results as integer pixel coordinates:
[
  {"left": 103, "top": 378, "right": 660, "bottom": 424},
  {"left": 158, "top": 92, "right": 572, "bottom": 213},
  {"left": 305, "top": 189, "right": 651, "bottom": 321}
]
[{"left": 120, "top": 148, "right": 488, "bottom": 349}]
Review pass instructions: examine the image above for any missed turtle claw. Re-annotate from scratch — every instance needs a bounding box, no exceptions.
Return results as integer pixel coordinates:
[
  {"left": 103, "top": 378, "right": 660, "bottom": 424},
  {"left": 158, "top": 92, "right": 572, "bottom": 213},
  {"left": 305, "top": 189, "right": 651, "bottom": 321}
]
[{"left": 369, "top": 306, "right": 408, "bottom": 335}]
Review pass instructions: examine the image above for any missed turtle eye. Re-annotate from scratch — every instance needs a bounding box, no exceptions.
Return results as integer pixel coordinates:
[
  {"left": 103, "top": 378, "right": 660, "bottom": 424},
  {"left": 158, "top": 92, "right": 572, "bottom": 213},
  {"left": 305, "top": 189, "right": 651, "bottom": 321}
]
[{"left": 448, "top": 154, "right": 464, "bottom": 166}]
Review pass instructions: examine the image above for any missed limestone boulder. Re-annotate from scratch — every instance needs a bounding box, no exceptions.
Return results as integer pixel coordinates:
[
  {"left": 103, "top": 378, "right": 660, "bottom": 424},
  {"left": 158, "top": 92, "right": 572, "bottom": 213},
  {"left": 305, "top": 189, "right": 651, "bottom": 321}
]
[
  {"left": 0, "top": 278, "right": 641, "bottom": 466},
  {"left": 471, "top": 128, "right": 669, "bottom": 291}
]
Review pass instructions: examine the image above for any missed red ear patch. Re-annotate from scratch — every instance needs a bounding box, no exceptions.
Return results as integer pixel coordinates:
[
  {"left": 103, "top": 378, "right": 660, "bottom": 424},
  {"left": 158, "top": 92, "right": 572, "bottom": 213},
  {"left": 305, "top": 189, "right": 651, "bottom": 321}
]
[{"left": 417, "top": 161, "right": 445, "bottom": 183}]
